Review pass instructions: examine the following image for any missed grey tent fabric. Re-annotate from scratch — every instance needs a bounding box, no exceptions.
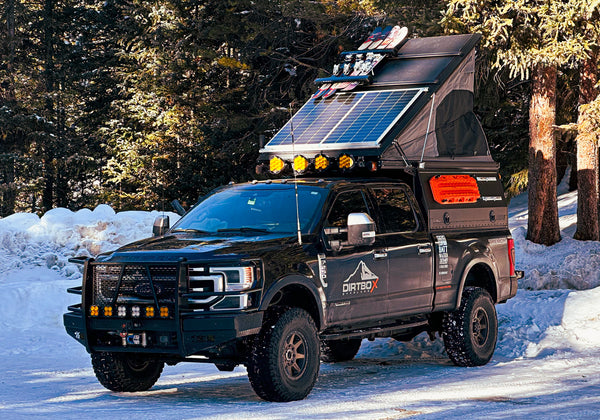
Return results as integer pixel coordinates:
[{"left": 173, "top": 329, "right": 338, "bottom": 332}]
[{"left": 435, "top": 90, "right": 488, "bottom": 157}]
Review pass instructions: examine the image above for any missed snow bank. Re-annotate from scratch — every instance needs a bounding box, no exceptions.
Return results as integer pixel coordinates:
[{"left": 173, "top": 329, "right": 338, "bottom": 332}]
[
  {"left": 510, "top": 187, "right": 600, "bottom": 291},
  {"left": 0, "top": 205, "right": 180, "bottom": 279}
]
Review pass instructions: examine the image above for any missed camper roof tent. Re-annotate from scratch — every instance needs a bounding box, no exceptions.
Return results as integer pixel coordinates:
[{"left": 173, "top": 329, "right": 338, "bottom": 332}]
[{"left": 259, "top": 33, "right": 493, "bottom": 172}]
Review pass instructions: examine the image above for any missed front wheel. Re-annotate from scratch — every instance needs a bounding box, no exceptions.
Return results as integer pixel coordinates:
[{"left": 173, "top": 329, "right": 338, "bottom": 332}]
[
  {"left": 442, "top": 287, "right": 498, "bottom": 367},
  {"left": 247, "top": 307, "right": 320, "bottom": 402},
  {"left": 91, "top": 352, "right": 164, "bottom": 392}
]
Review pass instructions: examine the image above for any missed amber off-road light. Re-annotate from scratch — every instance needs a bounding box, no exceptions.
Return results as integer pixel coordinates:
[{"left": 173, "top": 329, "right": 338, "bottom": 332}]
[
  {"left": 90, "top": 305, "right": 99, "bottom": 317},
  {"left": 160, "top": 306, "right": 169, "bottom": 318},
  {"left": 338, "top": 154, "right": 355, "bottom": 170},
  {"left": 314, "top": 154, "right": 329, "bottom": 171},
  {"left": 293, "top": 155, "right": 309, "bottom": 174},
  {"left": 146, "top": 306, "right": 155, "bottom": 318},
  {"left": 103, "top": 306, "right": 113, "bottom": 317},
  {"left": 269, "top": 156, "right": 285, "bottom": 174}
]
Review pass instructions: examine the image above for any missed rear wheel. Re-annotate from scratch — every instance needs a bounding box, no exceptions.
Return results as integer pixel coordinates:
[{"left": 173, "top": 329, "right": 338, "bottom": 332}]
[
  {"left": 247, "top": 307, "right": 320, "bottom": 402},
  {"left": 442, "top": 287, "right": 497, "bottom": 367},
  {"left": 91, "top": 352, "right": 164, "bottom": 392},
  {"left": 320, "top": 338, "right": 362, "bottom": 363}
]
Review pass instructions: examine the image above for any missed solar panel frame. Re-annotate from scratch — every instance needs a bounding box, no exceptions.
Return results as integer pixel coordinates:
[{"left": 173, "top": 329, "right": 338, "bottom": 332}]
[{"left": 262, "top": 87, "right": 426, "bottom": 153}]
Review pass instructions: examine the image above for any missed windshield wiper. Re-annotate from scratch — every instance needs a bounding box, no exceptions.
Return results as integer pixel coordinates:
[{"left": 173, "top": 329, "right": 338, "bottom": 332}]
[
  {"left": 217, "top": 227, "right": 270, "bottom": 234},
  {"left": 171, "top": 228, "right": 210, "bottom": 234}
]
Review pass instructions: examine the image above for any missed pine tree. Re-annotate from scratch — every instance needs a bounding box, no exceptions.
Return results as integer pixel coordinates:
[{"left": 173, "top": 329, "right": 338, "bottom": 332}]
[
  {"left": 571, "top": 4, "right": 600, "bottom": 241},
  {"left": 442, "top": 1, "right": 599, "bottom": 246}
]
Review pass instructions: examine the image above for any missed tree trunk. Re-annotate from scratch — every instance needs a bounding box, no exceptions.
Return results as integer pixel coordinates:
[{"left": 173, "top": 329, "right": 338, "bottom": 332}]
[
  {"left": 42, "top": 0, "right": 55, "bottom": 211},
  {"left": 574, "top": 49, "right": 599, "bottom": 241},
  {"left": 526, "top": 64, "right": 561, "bottom": 245},
  {"left": 3, "top": 0, "right": 16, "bottom": 102}
]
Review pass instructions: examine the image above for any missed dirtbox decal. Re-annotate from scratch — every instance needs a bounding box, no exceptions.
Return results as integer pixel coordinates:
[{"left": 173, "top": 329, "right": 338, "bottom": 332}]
[{"left": 342, "top": 261, "right": 380, "bottom": 295}]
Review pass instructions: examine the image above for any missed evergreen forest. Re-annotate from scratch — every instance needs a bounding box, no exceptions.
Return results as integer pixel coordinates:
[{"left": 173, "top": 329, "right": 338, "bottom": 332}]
[{"left": 1, "top": 0, "right": 599, "bottom": 245}]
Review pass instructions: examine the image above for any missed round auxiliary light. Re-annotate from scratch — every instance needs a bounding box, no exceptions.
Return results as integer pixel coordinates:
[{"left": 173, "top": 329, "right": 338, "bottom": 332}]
[
  {"left": 338, "top": 154, "right": 355, "bottom": 170},
  {"left": 293, "top": 155, "right": 309, "bottom": 174},
  {"left": 314, "top": 154, "right": 329, "bottom": 171},
  {"left": 269, "top": 156, "right": 285, "bottom": 174},
  {"left": 103, "top": 306, "right": 113, "bottom": 317}
]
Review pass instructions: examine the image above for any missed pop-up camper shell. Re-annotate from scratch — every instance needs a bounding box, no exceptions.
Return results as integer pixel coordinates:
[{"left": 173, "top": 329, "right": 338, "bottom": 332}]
[
  {"left": 259, "top": 32, "right": 508, "bottom": 232},
  {"left": 259, "top": 33, "right": 491, "bottom": 171}
]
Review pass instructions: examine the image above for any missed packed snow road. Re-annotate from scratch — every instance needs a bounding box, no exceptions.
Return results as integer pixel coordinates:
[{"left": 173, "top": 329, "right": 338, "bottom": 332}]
[
  {"left": 2, "top": 186, "right": 600, "bottom": 418},
  {"left": 2, "top": 288, "right": 600, "bottom": 420}
]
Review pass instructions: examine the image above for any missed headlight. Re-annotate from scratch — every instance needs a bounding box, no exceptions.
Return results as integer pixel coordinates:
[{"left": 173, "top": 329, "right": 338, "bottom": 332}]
[{"left": 211, "top": 266, "right": 255, "bottom": 291}]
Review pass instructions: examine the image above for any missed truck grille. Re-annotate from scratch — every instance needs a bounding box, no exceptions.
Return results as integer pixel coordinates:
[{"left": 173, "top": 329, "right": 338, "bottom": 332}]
[
  {"left": 186, "top": 266, "right": 224, "bottom": 310},
  {"left": 93, "top": 264, "right": 178, "bottom": 307}
]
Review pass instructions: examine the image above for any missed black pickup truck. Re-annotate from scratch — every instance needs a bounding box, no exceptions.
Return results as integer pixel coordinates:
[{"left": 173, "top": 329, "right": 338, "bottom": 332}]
[{"left": 64, "top": 33, "right": 521, "bottom": 401}]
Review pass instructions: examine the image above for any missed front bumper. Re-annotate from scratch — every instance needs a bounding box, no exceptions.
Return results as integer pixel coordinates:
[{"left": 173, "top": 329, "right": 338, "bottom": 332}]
[{"left": 63, "top": 310, "right": 263, "bottom": 357}]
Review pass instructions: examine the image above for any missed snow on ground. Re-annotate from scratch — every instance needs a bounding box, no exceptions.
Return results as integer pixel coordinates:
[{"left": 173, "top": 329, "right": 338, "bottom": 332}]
[{"left": 1, "top": 185, "right": 600, "bottom": 419}]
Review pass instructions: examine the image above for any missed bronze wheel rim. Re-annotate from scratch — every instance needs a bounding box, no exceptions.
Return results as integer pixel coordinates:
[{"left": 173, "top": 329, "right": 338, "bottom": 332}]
[
  {"left": 282, "top": 331, "right": 308, "bottom": 380},
  {"left": 472, "top": 307, "right": 489, "bottom": 347}
]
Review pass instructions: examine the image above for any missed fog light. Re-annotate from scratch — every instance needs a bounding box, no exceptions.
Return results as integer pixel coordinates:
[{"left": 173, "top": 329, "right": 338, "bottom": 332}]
[
  {"left": 293, "top": 155, "right": 309, "bottom": 174},
  {"left": 315, "top": 154, "right": 329, "bottom": 171},
  {"left": 160, "top": 306, "right": 169, "bottom": 318},
  {"left": 269, "top": 156, "right": 285, "bottom": 174},
  {"left": 118, "top": 306, "right": 127, "bottom": 317},
  {"left": 338, "top": 154, "right": 355, "bottom": 170},
  {"left": 146, "top": 306, "right": 155, "bottom": 317},
  {"left": 131, "top": 305, "right": 140, "bottom": 317},
  {"left": 90, "top": 305, "right": 99, "bottom": 317},
  {"left": 103, "top": 306, "right": 113, "bottom": 317}
]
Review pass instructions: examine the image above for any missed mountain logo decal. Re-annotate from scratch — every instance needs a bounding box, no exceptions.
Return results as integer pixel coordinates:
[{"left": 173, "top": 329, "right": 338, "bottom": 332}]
[{"left": 342, "top": 261, "right": 379, "bottom": 295}]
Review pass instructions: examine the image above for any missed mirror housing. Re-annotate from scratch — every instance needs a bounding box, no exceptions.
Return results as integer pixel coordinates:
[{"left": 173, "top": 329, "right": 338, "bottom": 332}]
[
  {"left": 171, "top": 199, "right": 186, "bottom": 216},
  {"left": 347, "top": 212, "right": 376, "bottom": 246},
  {"left": 152, "top": 215, "right": 170, "bottom": 237}
]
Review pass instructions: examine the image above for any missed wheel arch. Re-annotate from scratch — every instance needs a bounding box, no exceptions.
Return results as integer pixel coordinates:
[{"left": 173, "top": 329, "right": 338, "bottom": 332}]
[
  {"left": 259, "top": 275, "right": 326, "bottom": 330},
  {"left": 455, "top": 259, "right": 498, "bottom": 310}
]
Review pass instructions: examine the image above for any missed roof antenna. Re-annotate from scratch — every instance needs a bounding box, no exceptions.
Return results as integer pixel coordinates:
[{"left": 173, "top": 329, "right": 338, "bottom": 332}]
[{"left": 290, "top": 103, "right": 303, "bottom": 245}]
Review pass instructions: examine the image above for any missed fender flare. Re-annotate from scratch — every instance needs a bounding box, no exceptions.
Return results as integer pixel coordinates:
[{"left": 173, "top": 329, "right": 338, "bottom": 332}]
[
  {"left": 454, "top": 257, "right": 499, "bottom": 310},
  {"left": 259, "top": 275, "right": 327, "bottom": 329}
]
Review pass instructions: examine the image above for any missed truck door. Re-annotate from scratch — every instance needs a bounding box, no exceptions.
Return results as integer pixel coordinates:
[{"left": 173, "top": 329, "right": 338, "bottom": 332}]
[
  {"left": 370, "top": 186, "right": 434, "bottom": 316},
  {"left": 322, "top": 189, "right": 388, "bottom": 326}
]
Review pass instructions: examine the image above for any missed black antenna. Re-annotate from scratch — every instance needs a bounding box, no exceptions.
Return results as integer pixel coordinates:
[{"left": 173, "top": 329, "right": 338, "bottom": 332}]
[{"left": 290, "top": 104, "right": 302, "bottom": 245}]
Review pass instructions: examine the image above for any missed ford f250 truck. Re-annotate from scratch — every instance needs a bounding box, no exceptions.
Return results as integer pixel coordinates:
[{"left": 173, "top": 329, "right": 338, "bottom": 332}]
[{"left": 64, "top": 32, "right": 521, "bottom": 401}]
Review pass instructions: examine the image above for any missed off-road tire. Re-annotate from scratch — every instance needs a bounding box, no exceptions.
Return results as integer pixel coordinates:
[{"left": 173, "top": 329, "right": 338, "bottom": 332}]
[
  {"left": 91, "top": 352, "right": 164, "bottom": 392},
  {"left": 247, "top": 307, "right": 320, "bottom": 402},
  {"left": 320, "top": 338, "right": 362, "bottom": 363},
  {"left": 442, "top": 287, "right": 497, "bottom": 367}
]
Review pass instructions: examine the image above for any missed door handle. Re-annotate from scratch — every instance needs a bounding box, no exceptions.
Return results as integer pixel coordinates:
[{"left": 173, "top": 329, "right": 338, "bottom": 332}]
[
  {"left": 374, "top": 251, "right": 388, "bottom": 259},
  {"left": 418, "top": 245, "right": 432, "bottom": 255}
]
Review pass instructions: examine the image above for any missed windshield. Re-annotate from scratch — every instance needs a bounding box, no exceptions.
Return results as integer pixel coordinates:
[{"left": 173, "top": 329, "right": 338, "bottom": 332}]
[{"left": 171, "top": 184, "right": 327, "bottom": 235}]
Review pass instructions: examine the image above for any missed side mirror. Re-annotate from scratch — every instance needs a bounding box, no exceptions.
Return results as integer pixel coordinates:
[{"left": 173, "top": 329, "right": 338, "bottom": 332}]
[
  {"left": 153, "top": 215, "right": 170, "bottom": 237},
  {"left": 347, "top": 212, "right": 376, "bottom": 246},
  {"left": 171, "top": 199, "right": 186, "bottom": 216}
]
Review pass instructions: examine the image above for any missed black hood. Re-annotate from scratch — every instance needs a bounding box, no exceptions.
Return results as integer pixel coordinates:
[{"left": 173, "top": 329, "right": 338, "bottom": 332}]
[{"left": 96, "top": 232, "right": 301, "bottom": 264}]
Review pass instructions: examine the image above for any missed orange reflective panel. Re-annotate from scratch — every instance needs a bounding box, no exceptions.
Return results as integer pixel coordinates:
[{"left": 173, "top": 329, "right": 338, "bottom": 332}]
[{"left": 429, "top": 174, "right": 480, "bottom": 204}]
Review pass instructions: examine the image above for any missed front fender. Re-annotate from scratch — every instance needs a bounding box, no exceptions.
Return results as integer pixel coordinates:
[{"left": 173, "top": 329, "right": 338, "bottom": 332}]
[{"left": 259, "top": 275, "right": 327, "bottom": 330}]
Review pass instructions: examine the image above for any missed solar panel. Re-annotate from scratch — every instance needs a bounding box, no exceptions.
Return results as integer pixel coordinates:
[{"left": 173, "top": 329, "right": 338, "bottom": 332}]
[{"left": 263, "top": 88, "right": 425, "bottom": 152}]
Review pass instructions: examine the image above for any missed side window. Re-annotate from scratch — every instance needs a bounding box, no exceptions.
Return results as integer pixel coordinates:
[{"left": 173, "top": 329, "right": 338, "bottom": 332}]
[
  {"left": 327, "top": 190, "right": 370, "bottom": 227},
  {"left": 373, "top": 188, "right": 417, "bottom": 233}
]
